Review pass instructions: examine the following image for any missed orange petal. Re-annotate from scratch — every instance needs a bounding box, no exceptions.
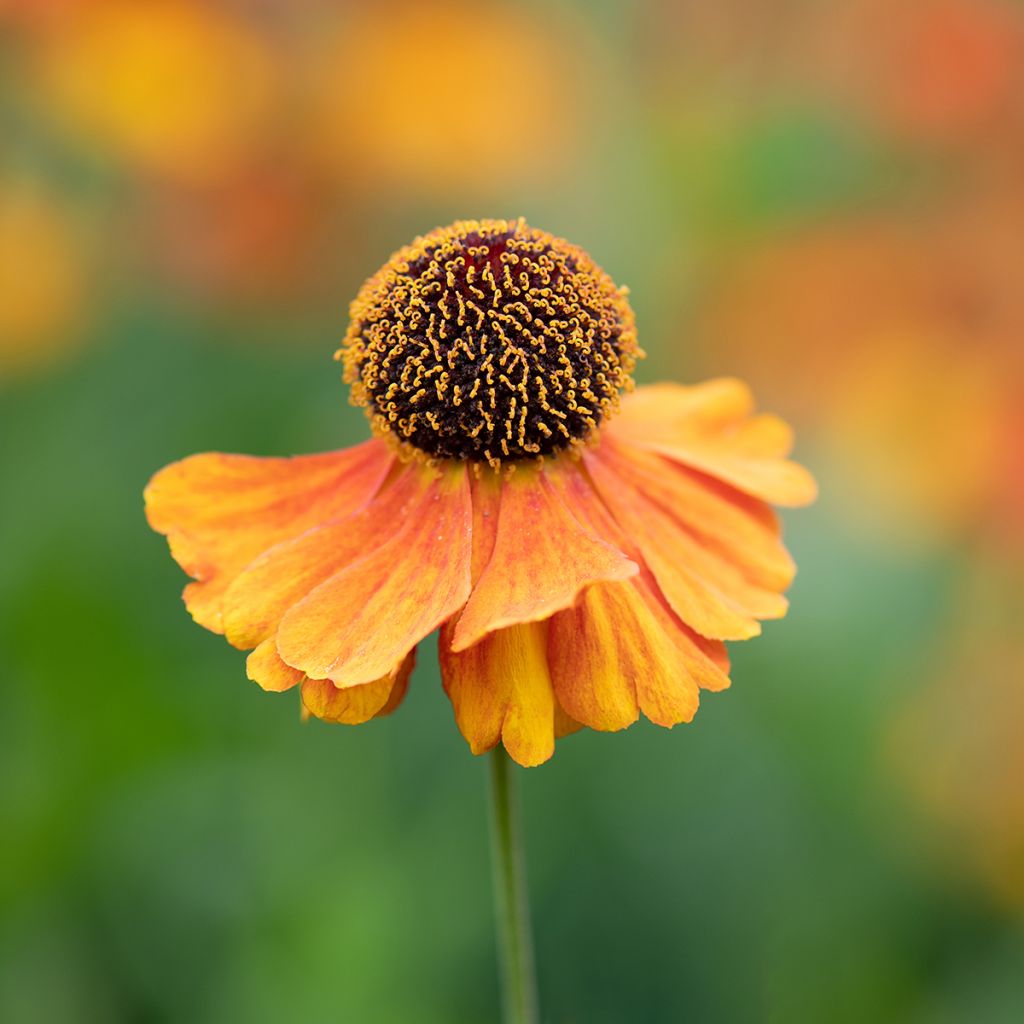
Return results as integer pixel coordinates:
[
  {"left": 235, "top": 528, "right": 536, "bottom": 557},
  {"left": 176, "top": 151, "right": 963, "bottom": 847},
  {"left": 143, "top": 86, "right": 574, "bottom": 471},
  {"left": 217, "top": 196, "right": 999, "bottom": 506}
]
[
  {"left": 467, "top": 469, "right": 502, "bottom": 582},
  {"left": 451, "top": 465, "right": 637, "bottom": 653},
  {"left": 585, "top": 451, "right": 770, "bottom": 640},
  {"left": 301, "top": 649, "right": 416, "bottom": 725},
  {"left": 633, "top": 573, "right": 733, "bottom": 696},
  {"left": 552, "top": 466, "right": 732, "bottom": 697},
  {"left": 440, "top": 621, "right": 556, "bottom": 767},
  {"left": 597, "top": 437, "right": 796, "bottom": 591},
  {"left": 554, "top": 703, "right": 584, "bottom": 739},
  {"left": 277, "top": 465, "right": 472, "bottom": 687},
  {"left": 221, "top": 466, "right": 427, "bottom": 649},
  {"left": 145, "top": 440, "right": 393, "bottom": 632},
  {"left": 375, "top": 655, "right": 413, "bottom": 718},
  {"left": 609, "top": 380, "right": 817, "bottom": 506},
  {"left": 549, "top": 574, "right": 703, "bottom": 731},
  {"left": 615, "top": 377, "right": 757, "bottom": 431},
  {"left": 246, "top": 637, "right": 304, "bottom": 692}
]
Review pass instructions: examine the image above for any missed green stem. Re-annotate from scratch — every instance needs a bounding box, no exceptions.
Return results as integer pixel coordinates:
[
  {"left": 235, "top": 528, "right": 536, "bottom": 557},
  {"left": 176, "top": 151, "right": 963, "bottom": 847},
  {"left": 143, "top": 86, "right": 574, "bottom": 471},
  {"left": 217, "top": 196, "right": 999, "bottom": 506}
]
[{"left": 488, "top": 747, "right": 539, "bottom": 1024}]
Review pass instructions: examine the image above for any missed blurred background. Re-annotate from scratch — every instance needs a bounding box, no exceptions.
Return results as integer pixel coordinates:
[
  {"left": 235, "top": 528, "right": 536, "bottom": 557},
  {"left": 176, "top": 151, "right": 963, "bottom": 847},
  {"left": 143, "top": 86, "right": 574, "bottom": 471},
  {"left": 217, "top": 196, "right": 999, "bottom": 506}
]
[{"left": 2, "top": 1, "right": 1022, "bottom": 1020}]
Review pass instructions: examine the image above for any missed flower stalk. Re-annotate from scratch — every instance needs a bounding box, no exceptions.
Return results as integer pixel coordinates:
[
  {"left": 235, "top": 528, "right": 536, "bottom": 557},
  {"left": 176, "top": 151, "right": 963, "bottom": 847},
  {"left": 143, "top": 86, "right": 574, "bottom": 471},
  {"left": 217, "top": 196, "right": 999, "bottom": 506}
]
[{"left": 488, "top": 747, "right": 539, "bottom": 1024}]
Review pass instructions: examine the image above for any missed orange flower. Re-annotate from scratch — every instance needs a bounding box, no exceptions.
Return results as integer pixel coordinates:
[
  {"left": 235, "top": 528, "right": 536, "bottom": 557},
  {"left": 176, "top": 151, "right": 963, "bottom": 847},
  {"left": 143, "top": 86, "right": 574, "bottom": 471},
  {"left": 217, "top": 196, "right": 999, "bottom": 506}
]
[
  {"left": 305, "top": 0, "right": 584, "bottom": 196},
  {"left": 816, "top": 0, "right": 1024, "bottom": 146},
  {"left": 145, "top": 219, "right": 815, "bottom": 766}
]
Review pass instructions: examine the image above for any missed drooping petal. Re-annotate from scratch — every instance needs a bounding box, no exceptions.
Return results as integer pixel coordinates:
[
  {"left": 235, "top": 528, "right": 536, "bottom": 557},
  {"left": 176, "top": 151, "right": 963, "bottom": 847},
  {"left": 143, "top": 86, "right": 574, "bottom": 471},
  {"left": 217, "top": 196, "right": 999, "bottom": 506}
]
[
  {"left": 246, "top": 637, "right": 304, "bottom": 692},
  {"left": 301, "top": 649, "right": 416, "bottom": 725},
  {"left": 594, "top": 437, "right": 796, "bottom": 591},
  {"left": 440, "top": 620, "right": 557, "bottom": 767},
  {"left": 551, "top": 464, "right": 732, "bottom": 706},
  {"left": 277, "top": 465, "right": 472, "bottom": 687},
  {"left": 553, "top": 702, "right": 584, "bottom": 739},
  {"left": 608, "top": 379, "right": 817, "bottom": 506},
  {"left": 145, "top": 440, "right": 393, "bottom": 632},
  {"left": 549, "top": 579, "right": 704, "bottom": 731},
  {"left": 451, "top": 465, "right": 637, "bottom": 653},
  {"left": 586, "top": 449, "right": 787, "bottom": 640},
  {"left": 221, "top": 466, "right": 427, "bottom": 649}
]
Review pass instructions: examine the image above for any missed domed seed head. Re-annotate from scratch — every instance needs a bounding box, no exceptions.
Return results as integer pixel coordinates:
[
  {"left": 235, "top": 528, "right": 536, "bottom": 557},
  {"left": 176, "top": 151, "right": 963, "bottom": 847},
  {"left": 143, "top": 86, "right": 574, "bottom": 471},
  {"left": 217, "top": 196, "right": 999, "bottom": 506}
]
[{"left": 340, "top": 218, "right": 641, "bottom": 468}]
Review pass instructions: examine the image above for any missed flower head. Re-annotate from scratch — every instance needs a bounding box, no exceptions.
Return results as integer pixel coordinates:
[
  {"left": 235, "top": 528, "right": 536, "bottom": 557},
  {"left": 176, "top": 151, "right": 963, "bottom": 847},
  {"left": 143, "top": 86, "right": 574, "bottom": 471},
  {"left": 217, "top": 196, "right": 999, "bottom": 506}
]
[{"left": 146, "top": 219, "right": 816, "bottom": 766}]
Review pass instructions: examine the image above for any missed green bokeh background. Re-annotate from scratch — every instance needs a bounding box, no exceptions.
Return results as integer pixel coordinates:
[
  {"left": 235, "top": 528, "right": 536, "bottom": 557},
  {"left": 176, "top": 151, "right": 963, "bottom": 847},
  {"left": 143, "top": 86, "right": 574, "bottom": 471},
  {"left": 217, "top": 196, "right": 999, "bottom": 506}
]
[{"left": 3, "top": 2, "right": 1023, "bottom": 1021}]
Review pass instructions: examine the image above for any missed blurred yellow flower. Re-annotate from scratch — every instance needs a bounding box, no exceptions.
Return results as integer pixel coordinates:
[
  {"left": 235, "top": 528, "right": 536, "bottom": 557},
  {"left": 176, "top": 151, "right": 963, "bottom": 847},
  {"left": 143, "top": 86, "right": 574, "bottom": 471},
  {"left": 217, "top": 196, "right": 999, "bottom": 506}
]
[
  {"left": 824, "top": 329, "right": 1005, "bottom": 544},
  {"left": 0, "top": 184, "right": 89, "bottom": 377},
  {"left": 890, "top": 595, "right": 1024, "bottom": 911},
  {"left": 34, "top": 0, "right": 281, "bottom": 185}
]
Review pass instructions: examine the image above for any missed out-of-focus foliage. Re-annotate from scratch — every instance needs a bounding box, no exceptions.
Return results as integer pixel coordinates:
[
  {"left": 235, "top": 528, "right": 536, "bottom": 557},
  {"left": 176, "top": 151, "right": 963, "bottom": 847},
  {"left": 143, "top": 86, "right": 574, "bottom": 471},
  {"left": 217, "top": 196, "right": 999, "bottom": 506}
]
[{"left": 2, "top": 1, "right": 1022, "bottom": 1021}]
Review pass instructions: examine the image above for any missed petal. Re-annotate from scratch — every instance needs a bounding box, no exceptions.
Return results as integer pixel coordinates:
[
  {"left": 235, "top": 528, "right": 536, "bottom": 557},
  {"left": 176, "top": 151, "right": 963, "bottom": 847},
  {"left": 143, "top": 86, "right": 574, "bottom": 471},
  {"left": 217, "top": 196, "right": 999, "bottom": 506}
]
[
  {"left": 609, "top": 380, "right": 817, "bottom": 506},
  {"left": 615, "top": 377, "right": 756, "bottom": 431},
  {"left": 440, "top": 621, "right": 556, "bottom": 767},
  {"left": 552, "top": 466, "right": 732, "bottom": 697},
  {"left": 586, "top": 446, "right": 793, "bottom": 638},
  {"left": 301, "top": 649, "right": 416, "bottom": 725},
  {"left": 277, "top": 465, "right": 472, "bottom": 687},
  {"left": 145, "top": 440, "right": 394, "bottom": 632},
  {"left": 549, "top": 579, "right": 702, "bottom": 730},
  {"left": 451, "top": 464, "right": 637, "bottom": 653},
  {"left": 467, "top": 469, "right": 502, "bottom": 582},
  {"left": 596, "top": 437, "right": 796, "bottom": 591},
  {"left": 554, "top": 702, "right": 584, "bottom": 739},
  {"left": 221, "top": 466, "right": 427, "bottom": 649},
  {"left": 246, "top": 637, "right": 304, "bottom": 692}
]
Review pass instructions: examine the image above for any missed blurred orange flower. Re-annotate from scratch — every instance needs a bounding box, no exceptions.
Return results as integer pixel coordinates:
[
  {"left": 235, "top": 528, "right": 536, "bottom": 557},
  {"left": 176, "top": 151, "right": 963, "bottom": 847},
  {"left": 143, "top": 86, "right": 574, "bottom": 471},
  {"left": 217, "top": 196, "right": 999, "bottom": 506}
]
[
  {"left": 305, "top": 1, "right": 585, "bottom": 196},
  {"left": 146, "top": 220, "right": 814, "bottom": 766},
  {"left": 696, "top": 196, "right": 1022, "bottom": 543},
  {"left": 817, "top": 0, "right": 1024, "bottom": 146},
  {"left": 138, "top": 166, "right": 324, "bottom": 305},
  {"left": 33, "top": 0, "right": 281, "bottom": 185},
  {"left": 0, "top": 182, "right": 91, "bottom": 377}
]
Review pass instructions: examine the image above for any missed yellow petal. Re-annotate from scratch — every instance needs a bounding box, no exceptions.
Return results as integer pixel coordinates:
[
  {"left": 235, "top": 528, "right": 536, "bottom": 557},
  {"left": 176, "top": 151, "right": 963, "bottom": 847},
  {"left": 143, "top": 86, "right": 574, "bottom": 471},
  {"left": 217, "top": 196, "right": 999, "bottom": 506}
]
[
  {"left": 441, "top": 621, "right": 556, "bottom": 767},
  {"left": 301, "top": 649, "right": 416, "bottom": 725},
  {"left": 246, "top": 637, "right": 304, "bottom": 692}
]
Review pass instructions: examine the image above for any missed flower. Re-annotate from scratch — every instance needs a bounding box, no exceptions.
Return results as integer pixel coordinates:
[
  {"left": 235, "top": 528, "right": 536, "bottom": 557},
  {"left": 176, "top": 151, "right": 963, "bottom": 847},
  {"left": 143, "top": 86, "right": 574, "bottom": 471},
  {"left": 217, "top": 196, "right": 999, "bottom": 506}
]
[
  {"left": 305, "top": 1, "right": 584, "bottom": 197},
  {"left": 0, "top": 181, "right": 91, "bottom": 378},
  {"left": 888, "top": 579, "right": 1024, "bottom": 910},
  {"left": 145, "top": 219, "right": 815, "bottom": 766},
  {"left": 816, "top": 0, "right": 1024, "bottom": 147},
  {"left": 33, "top": 0, "right": 280, "bottom": 186}
]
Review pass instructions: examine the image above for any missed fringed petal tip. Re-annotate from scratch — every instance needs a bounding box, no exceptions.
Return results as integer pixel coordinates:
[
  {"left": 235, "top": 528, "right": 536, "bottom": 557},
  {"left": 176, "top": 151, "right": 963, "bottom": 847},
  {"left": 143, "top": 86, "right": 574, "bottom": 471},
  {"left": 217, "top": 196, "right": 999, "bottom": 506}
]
[{"left": 144, "top": 441, "right": 395, "bottom": 635}]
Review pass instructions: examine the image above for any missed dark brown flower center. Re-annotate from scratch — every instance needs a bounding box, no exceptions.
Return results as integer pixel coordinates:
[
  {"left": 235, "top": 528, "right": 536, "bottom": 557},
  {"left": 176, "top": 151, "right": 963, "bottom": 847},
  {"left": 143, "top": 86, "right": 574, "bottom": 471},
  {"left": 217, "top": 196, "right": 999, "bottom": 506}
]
[{"left": 339, "top": 218, "right": 641, "bottom": 466}]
